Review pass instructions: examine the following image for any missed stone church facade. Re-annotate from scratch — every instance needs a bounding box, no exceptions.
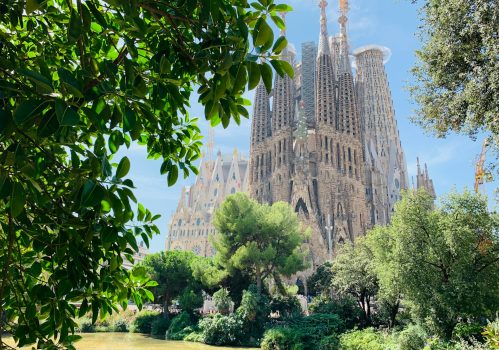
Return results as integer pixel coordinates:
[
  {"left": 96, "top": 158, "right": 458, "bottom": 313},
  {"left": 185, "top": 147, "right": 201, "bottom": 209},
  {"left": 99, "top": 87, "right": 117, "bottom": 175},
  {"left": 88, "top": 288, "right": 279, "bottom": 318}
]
[
  {"left": 166, "top": 145, "right": 249, "bottom": 257},
  {"left": 249, "top": 0, "right": 409, "bottom": 269}
]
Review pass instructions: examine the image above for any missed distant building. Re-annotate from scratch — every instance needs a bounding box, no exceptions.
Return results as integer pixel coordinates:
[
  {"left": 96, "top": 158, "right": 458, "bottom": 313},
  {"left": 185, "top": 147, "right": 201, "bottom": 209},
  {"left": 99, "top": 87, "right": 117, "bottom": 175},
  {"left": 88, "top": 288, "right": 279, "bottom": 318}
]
[
  {"left": 122, "top": 241, "right": 149, "bottom": 270},
  {"left": 165, "top": 145, "right": 249, "bottom": 257},
  {"left": 415, "top": 158, "right": 436, "bottom": 199}
]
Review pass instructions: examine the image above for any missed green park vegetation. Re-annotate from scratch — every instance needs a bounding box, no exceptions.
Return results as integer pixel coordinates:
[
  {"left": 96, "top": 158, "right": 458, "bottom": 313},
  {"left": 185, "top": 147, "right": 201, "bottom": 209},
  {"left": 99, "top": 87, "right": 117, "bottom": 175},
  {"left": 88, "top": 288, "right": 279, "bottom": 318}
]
[{"left": 72, "top": 191, "right": 498, "bottom": 350}]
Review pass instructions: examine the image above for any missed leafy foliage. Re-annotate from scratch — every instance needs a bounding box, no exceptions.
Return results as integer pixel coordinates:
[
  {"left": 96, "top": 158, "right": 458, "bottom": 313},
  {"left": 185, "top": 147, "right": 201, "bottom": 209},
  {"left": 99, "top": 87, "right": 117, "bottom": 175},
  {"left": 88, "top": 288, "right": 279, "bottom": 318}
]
[
  {"left": 308, "top": 295, "right": 362, "bottom": 331},
  {"left": 131, "top": 310, "right": 161, "bottom": 334},
  {"left": 212, "top": 288, "right": 233, "bottom": 315},
  {"left": 410, "top": 0, "right": 499, "bottom": 174},
  {"left": 166, "top": 311, "right": 196, "bottom": 340},
  {"left": 213, "top": 193, "right": 309, "bottom": 293},
  {"left": 137, "top": 251, "right": 201, "bottom": 312},
  {"left": 199, "top": 313, "right": 245, "bottom": 346},
  {"left": 236, "top": 285, "right": 271, "bottom": 341},
  {"left": 483, "top": 318, "right": 499, "bottom": 349},
  {"left": 339, "top": 328, "right": 387, "bottom": 350},
  {"left": 331, "top": 239, "right": 378, "bottom": 326},
  {"left": 178, "top": 288, "right": 204, "bottom": 314},
  {"left": 0, "top": 0, "right": 293, "bottom": 347},
  {"left": 150, "top": 316, "right": 170, "bottom": 339},
  {"left": 269, "top": 295, "right": 302, "bottom": 320},
  {"left": 287, "top": 314, "right": 345, "bottom": 350},
  {"left": 261, "top": 327, "right": 304, "bottom": 350},
  {"left": 366, "top": 190, "right": 499, "bottom": 339},
  {"left": 307, "top": 261, "right": 334, "bottom": 297}
]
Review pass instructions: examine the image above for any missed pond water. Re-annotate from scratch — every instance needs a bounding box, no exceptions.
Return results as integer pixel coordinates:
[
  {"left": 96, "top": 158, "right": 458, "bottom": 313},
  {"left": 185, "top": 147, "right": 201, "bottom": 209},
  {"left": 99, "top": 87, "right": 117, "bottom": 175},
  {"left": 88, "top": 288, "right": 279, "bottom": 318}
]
[{"left": 6, "top": 333, "right": 256, "bottom": 350}]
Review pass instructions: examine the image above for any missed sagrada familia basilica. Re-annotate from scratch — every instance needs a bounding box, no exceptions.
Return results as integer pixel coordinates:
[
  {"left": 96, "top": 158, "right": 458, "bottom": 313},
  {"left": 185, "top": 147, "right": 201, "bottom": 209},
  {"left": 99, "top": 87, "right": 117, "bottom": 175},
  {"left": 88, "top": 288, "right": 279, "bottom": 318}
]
[{"left": 166, "top": 0, "right": 435, "bottom": 268}]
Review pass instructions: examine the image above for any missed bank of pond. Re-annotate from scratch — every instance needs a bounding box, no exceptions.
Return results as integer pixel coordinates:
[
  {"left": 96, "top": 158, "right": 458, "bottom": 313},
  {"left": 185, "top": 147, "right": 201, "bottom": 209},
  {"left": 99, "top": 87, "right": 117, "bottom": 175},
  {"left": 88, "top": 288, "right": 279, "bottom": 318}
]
[{"left": 6, "top": 333, "right": 250, "bottom": 350}]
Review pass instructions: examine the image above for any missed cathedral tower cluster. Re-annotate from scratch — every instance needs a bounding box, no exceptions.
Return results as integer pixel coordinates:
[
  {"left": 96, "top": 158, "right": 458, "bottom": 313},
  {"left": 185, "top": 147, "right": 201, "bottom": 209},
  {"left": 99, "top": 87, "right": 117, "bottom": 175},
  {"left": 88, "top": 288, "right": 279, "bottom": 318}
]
[{"left": 248, "top": 0, "right": 409, "bottom": 267}]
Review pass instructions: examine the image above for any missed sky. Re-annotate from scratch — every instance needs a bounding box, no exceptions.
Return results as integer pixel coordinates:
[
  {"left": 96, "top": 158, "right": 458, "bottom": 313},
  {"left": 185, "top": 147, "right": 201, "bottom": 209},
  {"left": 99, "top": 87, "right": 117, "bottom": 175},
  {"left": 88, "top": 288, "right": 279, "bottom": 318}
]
[{"left": 125, "top": 0, "right": 498, "bottom": 253}]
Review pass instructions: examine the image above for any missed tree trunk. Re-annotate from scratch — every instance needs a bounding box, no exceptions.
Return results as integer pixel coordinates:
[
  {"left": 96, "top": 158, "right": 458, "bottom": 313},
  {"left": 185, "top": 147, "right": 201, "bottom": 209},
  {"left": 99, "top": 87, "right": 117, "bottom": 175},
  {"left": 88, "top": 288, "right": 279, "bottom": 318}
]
[
  {"left": 389, "top": 301, "right": 400, "bottom": 329},
  {"left": 255, "top": 266, "right": 262, "bottom": 294}
]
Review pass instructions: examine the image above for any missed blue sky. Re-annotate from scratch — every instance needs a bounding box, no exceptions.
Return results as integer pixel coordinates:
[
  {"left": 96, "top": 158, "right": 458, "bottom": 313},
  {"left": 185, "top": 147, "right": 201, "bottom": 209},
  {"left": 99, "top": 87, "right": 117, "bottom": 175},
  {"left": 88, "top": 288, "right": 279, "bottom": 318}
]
[{"left": 125, "top": 0, "right": 498, "bottom": 253}]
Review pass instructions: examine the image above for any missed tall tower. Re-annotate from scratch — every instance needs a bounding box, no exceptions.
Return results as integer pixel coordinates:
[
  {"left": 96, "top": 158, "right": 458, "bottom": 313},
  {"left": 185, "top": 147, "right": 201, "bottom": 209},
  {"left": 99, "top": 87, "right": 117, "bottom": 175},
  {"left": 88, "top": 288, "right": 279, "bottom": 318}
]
[
  {"left": 301, "top": 42, "right": 317, "bottom": 128},
  {"left": 416, "top": 158, "right": 436, "bottom": 199},
  {"left": 270, "top": 13, "right": 295, "bottom": 203},
  {"left": 315, "top": 0, "right": 336, "bottom": 127},
  {"left": 355, "top": 45, "right": 408, "bottom": 224},
  {"left": 249, "top": 81, "right": 272, "bottom": 203}
]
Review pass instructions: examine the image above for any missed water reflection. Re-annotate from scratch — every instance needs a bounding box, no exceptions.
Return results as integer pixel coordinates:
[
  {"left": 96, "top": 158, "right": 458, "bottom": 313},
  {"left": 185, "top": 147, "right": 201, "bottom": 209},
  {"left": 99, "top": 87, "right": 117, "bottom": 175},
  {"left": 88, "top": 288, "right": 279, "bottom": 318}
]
[{"left": 6, "top": 333, "right": 256, "bottom": 350}]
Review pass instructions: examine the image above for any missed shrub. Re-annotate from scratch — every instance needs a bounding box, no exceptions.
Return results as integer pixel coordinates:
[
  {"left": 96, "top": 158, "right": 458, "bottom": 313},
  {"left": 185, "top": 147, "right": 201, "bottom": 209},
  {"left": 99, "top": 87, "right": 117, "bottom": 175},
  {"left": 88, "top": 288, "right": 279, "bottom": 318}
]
[
  {"left": 261, "top": 327, "right": 304, "bottom": 350},
  {"left": 308, "top": 295, "right": 362, "bottom": 330},
  {"left": 396, "top": 324, "right": 428, "bottom": 350},
  {"left": 318, "top": 335, "right": 339, "bottom": 350},
  {"left": 167, "top": 311, "right": 194, "bottom": 340},
  {"left": 270, "top": 295, "right": 302, "bottom": 319},
  {"left": 132, "top": 310, "right": 161, "bottom": 334},
  {"left": 151, "top": 317, "right": 170, "bottom": 339},
  {"left": 288, "top": 314, "right": 343, "bottom": 350},
  {"left": 339, "top": 328, "right": 386, "bottom": 350},
  {"left": 199, "top": 313, "right": 245, "bottom": 346},
  {"left": 178, "top": 289, "right": 203, "bottom": 314},
  {"left": 453, "top": 323, "right": 484, "bottom": 342},
  {"left": 76, "top": 317, "right": 95, "bottom": 333},
  {"left": 184, "top": 331, "right": 204, "bottom": 343},
  {"left": 213, "top": 288, "right": 232, "bottom": 315},
  {"left": 483, "top": 318, "right": 499, "bottom": 349},
  {"left": 111, "top": 317, "right": 129, "bottom": 332},
  {"left": 236, "top": 285, "right": 270, "bottom": 341}
]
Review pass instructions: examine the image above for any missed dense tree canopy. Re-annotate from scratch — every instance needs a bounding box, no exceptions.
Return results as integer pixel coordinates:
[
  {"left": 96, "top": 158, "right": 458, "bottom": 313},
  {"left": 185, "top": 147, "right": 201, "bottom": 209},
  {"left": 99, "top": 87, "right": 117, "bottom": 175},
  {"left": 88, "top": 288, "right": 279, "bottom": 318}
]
[
  {"left": 0, "top": 0, "right": 292, "bottom": 348},
  {"left": 410, "top": 0, "right": 499, "bottom": 172},
  {"left": 212, "top": 193, "right": 308, "bottom": 294},
  {"left": 137, "top": 250, "right": 202, "bottom": 314},
  {"left": 368, "top": 190, "right": 499, "bottom": 339},
  {"left": 331, "top": 239, "right": 378, "bottom": 326}
]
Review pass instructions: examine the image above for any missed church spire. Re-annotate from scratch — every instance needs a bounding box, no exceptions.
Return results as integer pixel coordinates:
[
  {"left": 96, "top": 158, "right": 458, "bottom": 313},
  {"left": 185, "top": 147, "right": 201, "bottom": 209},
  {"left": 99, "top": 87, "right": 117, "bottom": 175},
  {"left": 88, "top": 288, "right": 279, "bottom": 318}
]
[
  {"left": 338, "top": 0, "right": 351, "bottom": 73},
  {"left": 272, "top": 12, "right": 295, "bottom": 132},
  {"left": 315, "top": 0, "right": 336, "bottom": 126},
  {"left": 318, "top": 0, "right": 330, "bottom": 55}
]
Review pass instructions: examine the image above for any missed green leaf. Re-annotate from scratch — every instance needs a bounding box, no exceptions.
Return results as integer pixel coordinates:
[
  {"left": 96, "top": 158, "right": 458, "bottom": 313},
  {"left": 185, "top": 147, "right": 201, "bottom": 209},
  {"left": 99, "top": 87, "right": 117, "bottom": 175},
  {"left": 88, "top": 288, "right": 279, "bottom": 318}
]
[
  {"left": 254, "top": 18, "right": 273, "bottom": 47},
  {"left": 273, "top": 36, "right": 288, "bottom": 54},
  {"left": 137, "top": 203, "right": 146, "bottom": 221},
  {"left": 123, "top": 107, "right": 136, "bottom": 133},
  {"left": 167, "top": 165, "right": 178, "bottom": 186},
  {"left": 18, "top": 69, "right": 53, "bottom": 93},
  {"left": 247, "top": 62, "right": 261, "bottom": 90},
  {"left": 55, "top": 100, "right": 80, "bottom": 126},
  {"left": 14, "top": 100, "right": 45, "bottom": 125},
  {"left": 271, "top": 15, "right": 285, "bottom": 30},
  {"left": 271, "top": 59, "right": 285, "bottom": 78},
  {"left": 26, "top": 0, "right": 43, "bottom": 13},
  {"left": 143, "top": 289, "right": 154, "bottom": 301},
  {"left": 279, "top": 60, "right": 294, "bottom": 78},
  {"left": 58, "top": 68, "right": 83, "bottom": 98},
  {"left": 10, "top": 182, "right": 26, "bottom": 218},
  {"left": 86, "top": 2, "right": 107, "bottom": 28},
  {"left": 274, "top": 4, "right": 293, "bottom": 12},
  {"left": 232, "top": 64, "right": 247, "bottom": 94},
  {"left": 68, "top": 10, "right": 83, "bottom": 42},
  {"left": 133, "top": 75, "right": 147, "bottom": 98},
  {"left": 116, "top": 157, "right": 130, "bottom": 179},
  {"left": 260, "top": 62, "right": 273, "bottom": 93}
]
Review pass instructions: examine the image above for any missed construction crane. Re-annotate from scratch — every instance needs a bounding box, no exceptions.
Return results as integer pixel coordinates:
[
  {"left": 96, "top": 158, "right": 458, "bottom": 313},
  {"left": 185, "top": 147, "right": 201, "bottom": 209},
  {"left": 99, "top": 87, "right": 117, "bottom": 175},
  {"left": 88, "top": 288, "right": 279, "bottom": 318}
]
[{"left": 474, "top": 139, "right": 489, "bottom": 193}]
